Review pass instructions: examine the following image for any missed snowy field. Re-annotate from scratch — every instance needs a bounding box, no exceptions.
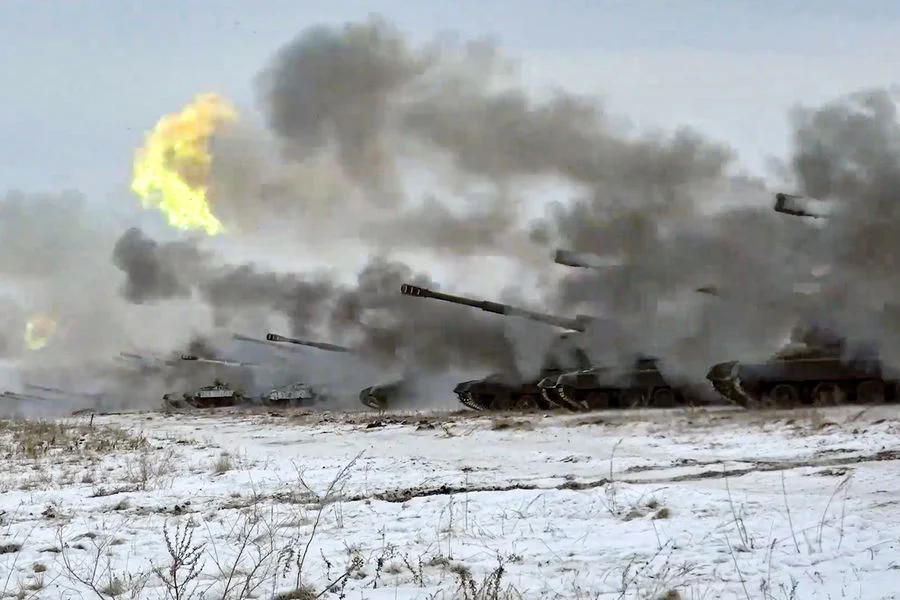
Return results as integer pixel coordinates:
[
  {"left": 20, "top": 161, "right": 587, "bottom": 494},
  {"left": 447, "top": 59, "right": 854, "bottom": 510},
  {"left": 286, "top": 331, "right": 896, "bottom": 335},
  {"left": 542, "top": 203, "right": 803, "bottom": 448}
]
[{"left": 1, "top": 404, "right": 899, "bottom": 600}]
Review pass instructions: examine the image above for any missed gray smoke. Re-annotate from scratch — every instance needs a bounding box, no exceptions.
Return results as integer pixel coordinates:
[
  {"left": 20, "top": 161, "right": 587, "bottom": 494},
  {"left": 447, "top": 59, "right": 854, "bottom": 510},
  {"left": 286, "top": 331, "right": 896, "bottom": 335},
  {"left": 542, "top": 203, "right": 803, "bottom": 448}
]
[
  {"left": 124, "top": 18, "right": 900, "bottom": 395},
  {"left": 111, "top": 229, "right": 527, "bottom": 377},
  {"left": 206, "top": 17, "right": 575, "bottom": 268},
  {"left": 0, "top": 190, "right": 241, "bottom": 414},
  {"left": 9, "top": 16, "right": 900, "bottom": 415},
  {"left": 540, "top": 87, "right": 900, "bottom": 384},
  {"left": 784, "top": 89, "right": 900, "bottom": 366}
]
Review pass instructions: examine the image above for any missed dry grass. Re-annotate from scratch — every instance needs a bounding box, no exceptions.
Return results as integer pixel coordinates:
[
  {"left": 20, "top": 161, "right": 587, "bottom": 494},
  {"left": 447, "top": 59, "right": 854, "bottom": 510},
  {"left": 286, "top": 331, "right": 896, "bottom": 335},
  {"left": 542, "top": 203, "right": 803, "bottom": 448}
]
[{"left": 0, "top": 418, "right": 147, "bottom": 460}]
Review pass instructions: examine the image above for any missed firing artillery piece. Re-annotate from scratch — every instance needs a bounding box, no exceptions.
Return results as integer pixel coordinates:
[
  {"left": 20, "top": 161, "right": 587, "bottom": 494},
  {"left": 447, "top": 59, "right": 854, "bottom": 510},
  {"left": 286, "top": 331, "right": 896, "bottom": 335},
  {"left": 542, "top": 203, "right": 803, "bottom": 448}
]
[
  {"left": 705, "top": 192, "right": 900, "bottom": 409},
  {"left": 398, "top": 283, "right": 593, "bottom": 411}
]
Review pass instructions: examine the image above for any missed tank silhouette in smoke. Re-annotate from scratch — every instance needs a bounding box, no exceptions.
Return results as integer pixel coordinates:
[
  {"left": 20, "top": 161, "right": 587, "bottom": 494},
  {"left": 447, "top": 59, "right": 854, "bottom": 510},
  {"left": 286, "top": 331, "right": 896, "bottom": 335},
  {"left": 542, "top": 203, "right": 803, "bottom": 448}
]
[
  {"left": 398, "top": 283, "right": 593, "bottom": 411},
  {"left": 531, "top": 250, "right": 702, "bottom": 411},
  {"left": 263, "top": 333, "right": 403, "bottom": 410},
  {"left": 705, "top": 193, "right": 900, "bottom": 409},
  {"left": 170, "top": 348, "right": 336, "bottom": 408}
]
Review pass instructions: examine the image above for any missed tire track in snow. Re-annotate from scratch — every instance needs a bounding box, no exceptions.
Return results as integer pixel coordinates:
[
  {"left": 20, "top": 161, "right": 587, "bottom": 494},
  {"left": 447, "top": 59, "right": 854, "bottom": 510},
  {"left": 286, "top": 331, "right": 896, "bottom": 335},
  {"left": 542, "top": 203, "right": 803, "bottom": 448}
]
[{"left": 354, "top": 449, "right": 900, "bottom": 503}]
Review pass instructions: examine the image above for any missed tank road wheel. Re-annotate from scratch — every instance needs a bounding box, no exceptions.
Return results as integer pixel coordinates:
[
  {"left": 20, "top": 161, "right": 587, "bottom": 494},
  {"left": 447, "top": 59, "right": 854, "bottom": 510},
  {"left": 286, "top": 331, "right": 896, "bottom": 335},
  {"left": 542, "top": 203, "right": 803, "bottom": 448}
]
[
  {"left": 620, "top": 389, "right": 647, "bottom": 409},
  {"left": 513, "top": 394, "right": 539, "bottom": 411},
  {"left": 583, "top": 391, "right": 610, "bottom": 411},
  {"left": 764, "top": 383, "right": 800, "bottom": 409},
  {"left": 811, "top": 382, "right": 845, "bottom": 407},
  {"left": 650, "top": 387, "right": 676, "bottom": 408},
  {"left": 856, "top": 379, "right": 886, "bottom": 405}
]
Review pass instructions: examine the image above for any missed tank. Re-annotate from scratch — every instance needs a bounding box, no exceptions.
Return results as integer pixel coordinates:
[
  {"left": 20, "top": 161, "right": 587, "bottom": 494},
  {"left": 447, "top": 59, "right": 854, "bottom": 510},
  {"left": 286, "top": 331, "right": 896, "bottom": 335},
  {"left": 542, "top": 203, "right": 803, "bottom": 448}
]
[
  {"left": 399, "top": 284, "right": 593, "bottom": 411},
  {"left": 358, "top": 379, "right": 407, "bottom": 410},
  {"left": 179, "top": 350, "right": 333, "bottom": 408},
  {"left": 531, "top": 249, "right": 705, "bottom": 411},
  {"left": 164, "top": 379, "right": 245, "bottom": 409},
  {"left": 261, "top": 381, "right": 331, "bottom": 405},
  {"left": 706, "top": 324, "right": 900, "bottom": 408},
  {"left": 263, "top": 332, "right": 407, "bottom": 410},
  {"left": 705, "top": 192, "right": 899, "bottom": 408}
]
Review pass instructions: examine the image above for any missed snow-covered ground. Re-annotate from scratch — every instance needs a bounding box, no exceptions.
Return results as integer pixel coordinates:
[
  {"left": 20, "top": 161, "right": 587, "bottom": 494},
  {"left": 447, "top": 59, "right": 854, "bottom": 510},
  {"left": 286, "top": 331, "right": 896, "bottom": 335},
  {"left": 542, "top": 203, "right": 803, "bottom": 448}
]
[{"left": 1, "top": 404, "right": 899, "bottom": 599}]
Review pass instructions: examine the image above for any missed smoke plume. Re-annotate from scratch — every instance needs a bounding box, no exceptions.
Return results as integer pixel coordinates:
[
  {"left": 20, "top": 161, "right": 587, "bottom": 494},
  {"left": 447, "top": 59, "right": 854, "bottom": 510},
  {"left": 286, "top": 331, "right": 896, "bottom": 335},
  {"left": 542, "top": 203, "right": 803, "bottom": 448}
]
[{"left": 6, "top": 16, "right": 900, "bottom": 416}]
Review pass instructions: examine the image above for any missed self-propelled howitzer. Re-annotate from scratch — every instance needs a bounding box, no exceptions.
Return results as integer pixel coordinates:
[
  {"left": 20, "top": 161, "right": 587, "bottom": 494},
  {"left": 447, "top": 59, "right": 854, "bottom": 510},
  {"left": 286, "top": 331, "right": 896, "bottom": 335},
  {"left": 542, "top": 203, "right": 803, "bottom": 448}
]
[
  {"left": 399, "top": 283, "right": 593, "bottom": 411},
  {"left": 705, "top": 192, "right": 900, "bottom": 409}
]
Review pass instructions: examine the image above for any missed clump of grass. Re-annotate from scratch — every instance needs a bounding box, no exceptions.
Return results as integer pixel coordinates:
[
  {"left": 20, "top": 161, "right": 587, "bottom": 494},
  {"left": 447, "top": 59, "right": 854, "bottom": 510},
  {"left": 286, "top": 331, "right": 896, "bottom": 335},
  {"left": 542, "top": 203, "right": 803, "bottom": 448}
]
[
  {"left": 275, "top": 585, "right": 317, "bottom": 600},
  {"left": 212, "top": 451, "right": 234, "bottom": 475}
]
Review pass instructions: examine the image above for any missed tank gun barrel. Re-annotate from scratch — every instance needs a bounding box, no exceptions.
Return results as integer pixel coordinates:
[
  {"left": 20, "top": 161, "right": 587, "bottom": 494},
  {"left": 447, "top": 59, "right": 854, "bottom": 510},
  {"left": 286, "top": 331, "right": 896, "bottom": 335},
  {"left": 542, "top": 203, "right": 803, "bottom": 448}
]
[
  {"left": 553, "top": 249, "right": 624, "bottom": 269},
  {"left": 231, "top": 333, "right": 306, "bottom": 354},
  {"left": 117, "top": 351, "right": 179, "bottom": 368},
  {"left": 24, "top": 384, "right": 102, "bottom": 399},
  {"left": 264, "top": 333, "right": 352, "bottom": 353},
  {"left": 400, "top": 283, "right": 592, "bottom": 332},
  {"left": 554, "top": 251, "right": 721, "bottom": 297},
  {"left": 180, "top": 355, "right": 260, "bottom": 368},
  {"left": 774, "top": 192, "right": 831, "bottom": 219},
  {"left": 1, "top": 391, "right": 52, "bottom": 402}
]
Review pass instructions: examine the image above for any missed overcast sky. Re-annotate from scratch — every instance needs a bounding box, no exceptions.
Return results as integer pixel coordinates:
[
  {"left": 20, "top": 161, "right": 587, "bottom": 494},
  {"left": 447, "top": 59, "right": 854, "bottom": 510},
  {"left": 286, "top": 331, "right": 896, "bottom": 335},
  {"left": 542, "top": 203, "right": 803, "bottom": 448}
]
[{"left": 2, "top": 0, "right": 899, "bottom": 205}]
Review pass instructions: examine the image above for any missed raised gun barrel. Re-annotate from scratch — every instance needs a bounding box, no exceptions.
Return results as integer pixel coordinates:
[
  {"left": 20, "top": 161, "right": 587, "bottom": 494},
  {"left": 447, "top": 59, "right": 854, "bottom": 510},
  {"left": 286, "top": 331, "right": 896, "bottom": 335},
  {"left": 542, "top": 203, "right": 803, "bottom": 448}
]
[
  {"left": 774, "top": 192, "right": 829, "bottom": 219},
  {"left": 24, "top": 383, "right": 103, "bottom": 399},
  {"left": 117, "top": 351, "right": 179, "bottom": 368},
  {"left": 555, "top": 249, "right": 722, "bottom": 297},
  {"left": 180, "top": 355, "right": 261, "bottom": 368},
  {"left": 1, "top": 391, "right": 52, "bottom": 402},
  {"left": 231, "top": 333, "right": 304, "bottom": 353},
  {"left": 400, "top": 283, "right": 593, "bottom": 332},
  {"left": 553, "top": 249, "right": 624, "bottom": 269},
  {"left": 265, "top": 333, "right": 352, "bottom": 353}
]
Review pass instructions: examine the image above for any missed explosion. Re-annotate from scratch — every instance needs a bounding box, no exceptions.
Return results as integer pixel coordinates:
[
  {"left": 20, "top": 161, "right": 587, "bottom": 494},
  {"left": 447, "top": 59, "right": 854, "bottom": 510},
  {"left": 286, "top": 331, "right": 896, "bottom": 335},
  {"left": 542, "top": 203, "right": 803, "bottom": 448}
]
[
  {"left": 131, "top": 93, "right": 237, "bottom": 235},
  {"left": 24, "top": 314, "right": 57, "bottom": 351}
]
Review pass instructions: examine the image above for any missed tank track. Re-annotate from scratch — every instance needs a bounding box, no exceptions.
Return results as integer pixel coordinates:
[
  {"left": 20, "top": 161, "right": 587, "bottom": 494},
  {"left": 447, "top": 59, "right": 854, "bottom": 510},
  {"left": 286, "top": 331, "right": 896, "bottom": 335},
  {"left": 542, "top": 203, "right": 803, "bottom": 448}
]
[
  {"left": 708, "top": 369, "right": 899, "bottom": 409},
  {"left": 455, "top": 388, "right": 557, "bottom": 412},
  {"left": 456, "top": 391, "right": 490, "bottom": 411},
  {"left": 552, "top": 384, "right": 686, "bottom": 411}
]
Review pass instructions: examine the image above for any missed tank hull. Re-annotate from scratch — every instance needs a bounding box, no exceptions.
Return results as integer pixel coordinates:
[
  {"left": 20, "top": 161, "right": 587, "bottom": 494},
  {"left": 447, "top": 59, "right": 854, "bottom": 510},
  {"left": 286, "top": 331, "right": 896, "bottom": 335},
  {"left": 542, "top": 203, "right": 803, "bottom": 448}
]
[
  {"left": 359, "top": 379, "right": 406, "bottom": 410},
  {"left": 452, "top": 372, "right": 565, "bottom": 411},
  {"left": 706, "top": 355, "right": 900, "bottom": 408},
  {"left": 537, "top": 361, "right": 692, "bottom": 411}
]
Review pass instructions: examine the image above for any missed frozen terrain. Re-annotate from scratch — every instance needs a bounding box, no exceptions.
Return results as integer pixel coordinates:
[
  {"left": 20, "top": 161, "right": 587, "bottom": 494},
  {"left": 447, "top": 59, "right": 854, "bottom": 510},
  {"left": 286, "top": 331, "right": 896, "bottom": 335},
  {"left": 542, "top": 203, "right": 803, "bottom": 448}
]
[{"left": 1, "top": 404, "right": 899, "bottom": 599}]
